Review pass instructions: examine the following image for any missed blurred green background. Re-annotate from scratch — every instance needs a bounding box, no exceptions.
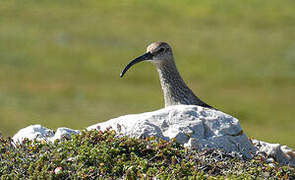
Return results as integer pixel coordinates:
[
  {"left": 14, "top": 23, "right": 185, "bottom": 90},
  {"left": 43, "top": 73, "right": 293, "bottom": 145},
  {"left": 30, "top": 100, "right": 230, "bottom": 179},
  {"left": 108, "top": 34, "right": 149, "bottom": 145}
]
[{"left": 0, "top": 0, "right": 294, "bottom": 148}]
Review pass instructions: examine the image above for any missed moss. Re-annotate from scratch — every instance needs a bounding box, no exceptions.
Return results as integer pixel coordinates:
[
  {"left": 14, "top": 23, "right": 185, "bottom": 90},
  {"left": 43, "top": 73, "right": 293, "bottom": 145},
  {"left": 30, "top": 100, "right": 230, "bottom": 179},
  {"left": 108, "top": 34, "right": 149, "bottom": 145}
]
[{"left": 0, "top": 130, "right": 294, "bottom": 179}]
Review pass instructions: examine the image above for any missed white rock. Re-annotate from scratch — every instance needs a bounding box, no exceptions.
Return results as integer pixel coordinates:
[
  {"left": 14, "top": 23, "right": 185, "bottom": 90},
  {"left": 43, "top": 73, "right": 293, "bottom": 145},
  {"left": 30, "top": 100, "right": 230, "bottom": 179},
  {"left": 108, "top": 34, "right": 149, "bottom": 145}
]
[
  {"left": 13, "top": 124, "right": 55, "bottom": 143},
  {"left": 253, "top": 139, "right": 295, "bottom": 166},
  {"left": 13, "top": 105, "right": 295, "bottom": 166},
  {"left": 50, "top": 128, "right": 80, "bottom": 142},
  {"left": 87, "top": 105, "right": 256, "bottom": 158},
  {"left": 12, "top": 125, "right": 80, "bottom": 143}
]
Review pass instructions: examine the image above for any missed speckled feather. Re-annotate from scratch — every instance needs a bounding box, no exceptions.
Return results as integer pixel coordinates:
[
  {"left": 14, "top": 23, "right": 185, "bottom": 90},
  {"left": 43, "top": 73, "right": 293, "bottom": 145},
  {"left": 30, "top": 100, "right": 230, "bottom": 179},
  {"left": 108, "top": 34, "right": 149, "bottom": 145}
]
[
  {"left": 155, "top": 59, "right": 213, "bottom": 108},
  {"left": 121, "top": 41, "right": 215, "bottom": 109}
]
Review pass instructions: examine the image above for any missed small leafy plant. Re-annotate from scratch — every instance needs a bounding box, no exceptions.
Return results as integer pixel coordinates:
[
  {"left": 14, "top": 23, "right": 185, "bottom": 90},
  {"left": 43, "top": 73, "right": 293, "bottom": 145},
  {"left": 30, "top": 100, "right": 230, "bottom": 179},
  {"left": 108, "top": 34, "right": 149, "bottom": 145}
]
[{"left": 0, "top": 130, "right": 294, "bottom": 179}]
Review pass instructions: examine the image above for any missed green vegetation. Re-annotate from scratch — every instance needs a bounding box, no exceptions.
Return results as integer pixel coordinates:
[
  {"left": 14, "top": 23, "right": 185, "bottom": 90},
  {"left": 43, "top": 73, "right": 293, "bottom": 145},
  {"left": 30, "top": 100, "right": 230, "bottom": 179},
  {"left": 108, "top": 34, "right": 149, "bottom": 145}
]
[
  {"left": 0, "top": 0, "right": 294, "bottom": 148},
  {"left": 1, "top": 130, "right": 294, "bottom": 179}
]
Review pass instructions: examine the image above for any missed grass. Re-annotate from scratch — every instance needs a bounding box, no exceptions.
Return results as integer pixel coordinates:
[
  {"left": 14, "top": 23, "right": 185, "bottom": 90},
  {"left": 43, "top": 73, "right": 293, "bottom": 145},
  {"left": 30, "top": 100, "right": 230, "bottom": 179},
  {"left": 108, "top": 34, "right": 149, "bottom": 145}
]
[{"left": 0, "top": 0, "right": 294, "bottom": 148}]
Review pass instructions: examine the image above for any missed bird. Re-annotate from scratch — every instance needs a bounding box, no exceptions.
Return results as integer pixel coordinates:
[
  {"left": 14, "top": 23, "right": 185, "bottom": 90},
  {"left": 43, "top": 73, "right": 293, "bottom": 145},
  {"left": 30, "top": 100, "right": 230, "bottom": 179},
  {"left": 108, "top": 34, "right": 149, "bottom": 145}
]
[{"left": 120, "top": 41, "right": 214, "bottom": 109}]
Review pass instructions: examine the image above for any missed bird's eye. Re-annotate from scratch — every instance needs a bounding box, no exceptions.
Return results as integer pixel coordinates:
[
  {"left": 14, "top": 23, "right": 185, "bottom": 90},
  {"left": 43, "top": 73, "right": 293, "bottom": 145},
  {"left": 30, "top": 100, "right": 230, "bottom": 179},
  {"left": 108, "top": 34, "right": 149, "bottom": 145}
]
[{"left": 158, "top": 48, "right": 165, "bottom": 53}]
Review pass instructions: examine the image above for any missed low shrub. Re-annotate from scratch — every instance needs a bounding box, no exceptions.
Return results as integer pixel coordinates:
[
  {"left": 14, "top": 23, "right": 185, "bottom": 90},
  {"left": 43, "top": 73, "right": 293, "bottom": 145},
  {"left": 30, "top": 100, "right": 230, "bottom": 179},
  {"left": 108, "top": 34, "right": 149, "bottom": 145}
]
[{"left": 0, "top": 130, "right": 294, "bottom": 179}]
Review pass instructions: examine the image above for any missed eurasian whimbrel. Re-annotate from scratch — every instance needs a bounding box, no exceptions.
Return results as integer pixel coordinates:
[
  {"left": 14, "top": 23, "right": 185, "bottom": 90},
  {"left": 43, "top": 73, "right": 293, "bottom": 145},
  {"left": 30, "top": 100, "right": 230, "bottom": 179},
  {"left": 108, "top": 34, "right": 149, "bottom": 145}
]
[{"left": 120, "top": 41, "right": 214, "bottom": 109}]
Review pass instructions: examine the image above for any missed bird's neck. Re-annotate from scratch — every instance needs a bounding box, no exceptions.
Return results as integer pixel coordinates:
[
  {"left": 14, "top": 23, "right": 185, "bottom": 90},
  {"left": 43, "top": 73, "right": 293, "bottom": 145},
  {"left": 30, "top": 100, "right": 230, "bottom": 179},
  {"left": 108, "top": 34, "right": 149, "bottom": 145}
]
[{"left": 155, "top": 61, "right": 200, "bottom": 107}]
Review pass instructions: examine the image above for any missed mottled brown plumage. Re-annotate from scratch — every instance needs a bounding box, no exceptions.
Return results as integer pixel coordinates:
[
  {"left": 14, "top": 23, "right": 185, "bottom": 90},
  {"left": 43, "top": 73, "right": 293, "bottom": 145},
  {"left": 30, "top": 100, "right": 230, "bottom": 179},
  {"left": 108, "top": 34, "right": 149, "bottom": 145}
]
[{"left": 120, "top": 42, "right": 214, "bottom": 109}]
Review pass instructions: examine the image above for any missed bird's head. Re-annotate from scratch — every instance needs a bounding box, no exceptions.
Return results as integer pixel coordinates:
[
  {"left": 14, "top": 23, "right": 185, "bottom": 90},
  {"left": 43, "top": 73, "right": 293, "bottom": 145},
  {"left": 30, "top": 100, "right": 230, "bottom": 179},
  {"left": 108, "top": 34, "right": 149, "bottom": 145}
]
[{"left": 120, "top": 42, "right": 174, "bottom": 77}]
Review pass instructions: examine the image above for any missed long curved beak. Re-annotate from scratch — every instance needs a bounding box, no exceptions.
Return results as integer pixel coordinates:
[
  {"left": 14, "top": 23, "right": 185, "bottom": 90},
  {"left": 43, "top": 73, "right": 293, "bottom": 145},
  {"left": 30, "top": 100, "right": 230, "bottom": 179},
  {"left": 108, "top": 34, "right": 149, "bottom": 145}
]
[{"left": 120, "top": 52, "right": 153, "bottom": 78}]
